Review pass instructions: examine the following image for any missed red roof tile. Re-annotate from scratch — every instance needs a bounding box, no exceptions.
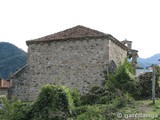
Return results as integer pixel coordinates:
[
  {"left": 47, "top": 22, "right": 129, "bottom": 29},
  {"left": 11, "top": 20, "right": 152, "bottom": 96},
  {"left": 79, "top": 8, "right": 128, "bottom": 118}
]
[{"left": 26, "top": 25, "right": 109, "bottom": 44}]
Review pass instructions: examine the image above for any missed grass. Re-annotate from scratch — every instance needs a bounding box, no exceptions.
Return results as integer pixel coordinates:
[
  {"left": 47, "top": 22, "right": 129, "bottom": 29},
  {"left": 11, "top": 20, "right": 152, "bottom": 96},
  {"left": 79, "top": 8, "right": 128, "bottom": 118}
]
[
  {"left": 72, "top": 99, "right": 160, "bottom": 120},
  {"left": 118, "top": 99, "right": 160, "bottom": 120},
  {"left": 69, "top": 98, "right": 160, "bottom": 120}
]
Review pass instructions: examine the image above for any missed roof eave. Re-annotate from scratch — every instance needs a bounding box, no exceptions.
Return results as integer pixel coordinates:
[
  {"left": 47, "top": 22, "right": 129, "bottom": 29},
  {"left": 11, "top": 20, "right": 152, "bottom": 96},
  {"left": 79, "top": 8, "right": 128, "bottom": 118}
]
[
  {"left": 26, "top": 34, "right": 128, "bottom": 51},
  {"left": 26, "top": 35, "right": 110, "bottom": 46},
  {"left": 107, "top": 35, "right": 129, "bottom": 51}
]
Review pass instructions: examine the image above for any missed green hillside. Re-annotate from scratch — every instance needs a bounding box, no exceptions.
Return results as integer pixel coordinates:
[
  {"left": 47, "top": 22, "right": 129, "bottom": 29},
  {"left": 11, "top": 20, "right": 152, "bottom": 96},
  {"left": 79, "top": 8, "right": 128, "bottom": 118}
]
[{"left": 0, "top": 42, "right": 27, "bottom": 79}]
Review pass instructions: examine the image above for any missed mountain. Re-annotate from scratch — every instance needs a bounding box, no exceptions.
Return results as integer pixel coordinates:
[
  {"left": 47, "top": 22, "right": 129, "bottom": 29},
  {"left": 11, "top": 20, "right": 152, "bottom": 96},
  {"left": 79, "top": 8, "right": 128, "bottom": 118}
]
[
  {"left": 0, "top": 42, "right": 27, "bottom": 79},
  {"left": 138, "top": 53, "right": 160, "bottom": 68}
]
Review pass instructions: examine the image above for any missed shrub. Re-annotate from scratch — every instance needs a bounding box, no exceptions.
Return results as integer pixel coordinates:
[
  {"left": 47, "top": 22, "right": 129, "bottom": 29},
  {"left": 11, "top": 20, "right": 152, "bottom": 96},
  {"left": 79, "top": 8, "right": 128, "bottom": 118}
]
[
  {"left": 69, "top": 106, "right": 106, "bottom": 120},
  {"left": 70, "top": 88, "right": 81, "bottom": 107},
  {"left": 80, "top": 86, "right": 116, "bottom": 105},
  {"left": 28, "top": 84, "right": 75, "bottom": 120},
  {"left": 105, "top": 59, "right": 140, "bottom": 99},
  {"left": 112, "top": 92, "right": 134, "bottom": 108},
  {"left": 0, "top": 95, "right": 31, "bottom": 120},
  {"left": 137, "top": 72, "right": 160, "bottom": 99},
  {"left": 9, "top": 102, "right": 31, "bottom": 120},
  {"left": 0, "top": 95, "right": 13, "bottom": 120}
]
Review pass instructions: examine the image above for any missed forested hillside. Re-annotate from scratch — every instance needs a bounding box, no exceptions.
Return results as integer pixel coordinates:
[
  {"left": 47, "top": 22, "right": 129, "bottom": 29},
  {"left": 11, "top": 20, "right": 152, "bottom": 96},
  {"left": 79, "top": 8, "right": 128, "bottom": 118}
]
[
  {"left": 138, "top": 53, "right": 160, "bottom": 68},
  {"left": 0, "top": 42, "right": 27, "bottom": 79}
]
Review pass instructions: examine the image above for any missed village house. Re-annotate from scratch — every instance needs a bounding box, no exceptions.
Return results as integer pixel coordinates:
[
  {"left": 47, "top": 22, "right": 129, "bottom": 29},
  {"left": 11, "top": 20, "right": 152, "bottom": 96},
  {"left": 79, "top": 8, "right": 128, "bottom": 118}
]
[{"left": 8, "top": 25, "right": 137, "bottom": 101}]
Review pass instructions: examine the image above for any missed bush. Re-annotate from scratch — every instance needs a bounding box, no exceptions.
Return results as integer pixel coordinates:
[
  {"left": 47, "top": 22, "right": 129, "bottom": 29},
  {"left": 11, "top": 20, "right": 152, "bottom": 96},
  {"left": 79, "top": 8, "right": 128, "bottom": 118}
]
[
  {"left": 112, "top": 92, "right": 134, "bottom": 108},
  {"left": 0, "top": 95, "right": 13, "bottom": 120},
  {"left": 105, "top": 59, "right": 140, "bottom": 99},
  {"left": 69, "top": 106, "right": 106, "bottom": 120},
  {"left": 9, "top": 102, "right": 31, "bottom": 120},
  {"left": 70, "top": 88, "right": 81, "bottom": 107},
  {"left": 80, "top": 86, "right": 116, "bottom": 105},
  {"left": 137, "top": 72, "right": 160, "bottom": 99},
  {"left": 0, "top": 95, "right": 31, "bottom": 120},
  {"left": 28, "top": 84, "right": 75, "bottom": 120}
]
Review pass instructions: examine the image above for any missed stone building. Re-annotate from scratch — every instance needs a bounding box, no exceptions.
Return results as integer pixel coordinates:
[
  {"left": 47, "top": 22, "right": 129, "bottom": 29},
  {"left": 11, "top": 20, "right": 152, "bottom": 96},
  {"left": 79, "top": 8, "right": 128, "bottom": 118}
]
[{"left": 9, "top": 25, "right": 130, "bottom": 101}]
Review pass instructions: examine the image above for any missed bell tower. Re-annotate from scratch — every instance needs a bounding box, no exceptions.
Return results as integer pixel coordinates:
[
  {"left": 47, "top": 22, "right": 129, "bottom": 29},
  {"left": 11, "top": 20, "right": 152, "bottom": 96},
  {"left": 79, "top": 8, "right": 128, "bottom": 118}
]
[{"left": 121, "top": 39, "right": 138, "bottom": 74}]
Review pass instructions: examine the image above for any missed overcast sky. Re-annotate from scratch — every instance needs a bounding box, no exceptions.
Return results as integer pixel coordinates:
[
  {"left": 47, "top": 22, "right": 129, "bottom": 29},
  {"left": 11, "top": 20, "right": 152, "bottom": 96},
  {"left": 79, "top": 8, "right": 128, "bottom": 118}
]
[{"left": 0, "top": 0, "right": 160, "bottom": 58}]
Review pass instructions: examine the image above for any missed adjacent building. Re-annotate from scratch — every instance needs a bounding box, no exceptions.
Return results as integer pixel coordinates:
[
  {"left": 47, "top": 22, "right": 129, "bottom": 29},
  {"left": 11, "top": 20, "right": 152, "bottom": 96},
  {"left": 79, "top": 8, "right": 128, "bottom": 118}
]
[{"left": 0, "top": 78, "right": 10, "bottom": 96}]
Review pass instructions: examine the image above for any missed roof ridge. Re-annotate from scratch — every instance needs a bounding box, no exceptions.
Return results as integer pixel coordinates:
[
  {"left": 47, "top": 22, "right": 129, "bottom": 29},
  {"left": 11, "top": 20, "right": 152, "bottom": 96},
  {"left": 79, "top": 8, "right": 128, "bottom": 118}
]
[{"left": 26, "top": 25, "right": 109, "bottom": 44}]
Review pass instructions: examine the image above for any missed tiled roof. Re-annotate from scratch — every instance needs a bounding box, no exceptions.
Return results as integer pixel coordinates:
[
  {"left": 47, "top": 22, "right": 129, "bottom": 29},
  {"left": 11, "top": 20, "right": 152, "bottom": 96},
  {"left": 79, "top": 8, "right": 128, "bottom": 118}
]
[
  {"left": 11, "top": 65, "right": 28, "bottom": 78},
  {"left": 26, "top": 25, "right": 128, "bottom": 50},
  {"left": 26, "top": 25, "right": 110, "bottom": 44}
]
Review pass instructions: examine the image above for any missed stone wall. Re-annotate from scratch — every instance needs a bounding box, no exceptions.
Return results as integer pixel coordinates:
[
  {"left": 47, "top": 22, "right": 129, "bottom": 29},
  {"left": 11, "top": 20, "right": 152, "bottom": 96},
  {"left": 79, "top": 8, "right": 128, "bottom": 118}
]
[
  {"left": 109, "top": 40, "right": 127, "bottom": 65},
  {"left": 9, "top": 37, "right": 127, "bottom": 101},
  {"left": 8, "top": 65, "right": 29, "bottom": 101},
  {"left": 0, "top": 88, "right": 8, "bottom": 96},
  {"left": 27, "top": 38, "right": 110, "bottom": 101}
]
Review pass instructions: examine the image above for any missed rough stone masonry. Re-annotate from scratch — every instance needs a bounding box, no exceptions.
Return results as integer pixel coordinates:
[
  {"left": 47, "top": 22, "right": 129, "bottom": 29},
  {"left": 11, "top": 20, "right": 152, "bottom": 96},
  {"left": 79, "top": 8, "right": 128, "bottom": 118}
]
[{"left": 8, "top": 25, "right": 130, "bottom": 101}]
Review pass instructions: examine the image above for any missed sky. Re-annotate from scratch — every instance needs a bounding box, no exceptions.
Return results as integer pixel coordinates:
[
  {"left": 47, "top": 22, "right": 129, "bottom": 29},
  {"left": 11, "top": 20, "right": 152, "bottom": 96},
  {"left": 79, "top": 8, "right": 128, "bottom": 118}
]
[{"left": 0, "top": 0, "right": 160, "bottom": 58}]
